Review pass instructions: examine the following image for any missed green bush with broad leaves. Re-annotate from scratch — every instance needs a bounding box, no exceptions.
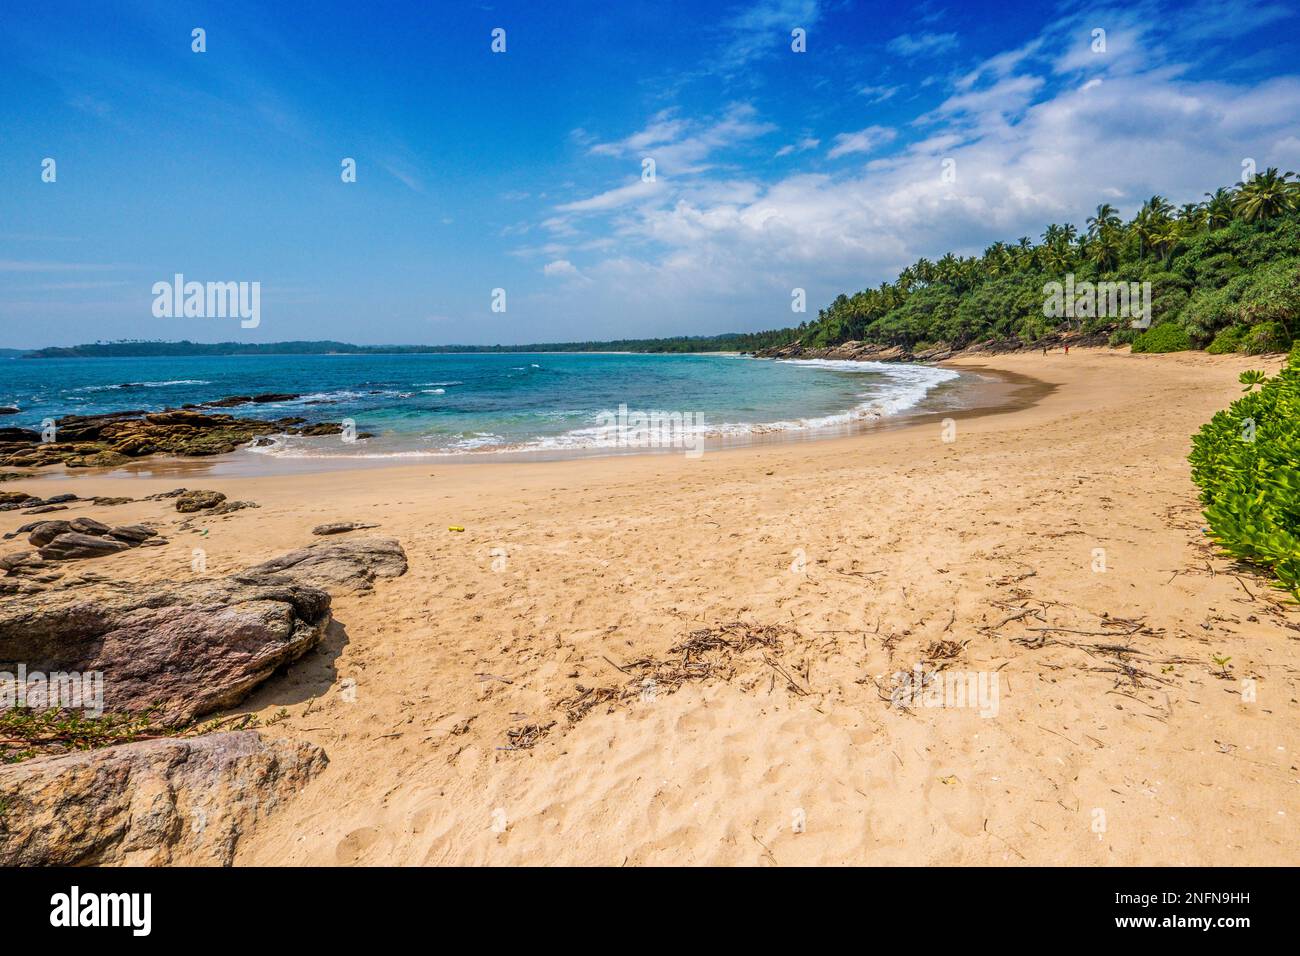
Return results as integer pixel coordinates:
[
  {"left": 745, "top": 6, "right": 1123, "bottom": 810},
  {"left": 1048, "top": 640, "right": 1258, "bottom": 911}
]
[
  {"left": 1189, "top": 352, "right": 1300, "bottom": 600},
  {"left": 1132, "top": 323, "right": 1192, "bottom": 353}
]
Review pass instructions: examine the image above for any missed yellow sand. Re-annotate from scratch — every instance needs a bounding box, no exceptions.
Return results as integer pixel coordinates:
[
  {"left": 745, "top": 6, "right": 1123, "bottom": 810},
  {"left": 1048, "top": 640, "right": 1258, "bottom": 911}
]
[{"left": 7, "top": 348, "right": 1297, "bottom": 865}]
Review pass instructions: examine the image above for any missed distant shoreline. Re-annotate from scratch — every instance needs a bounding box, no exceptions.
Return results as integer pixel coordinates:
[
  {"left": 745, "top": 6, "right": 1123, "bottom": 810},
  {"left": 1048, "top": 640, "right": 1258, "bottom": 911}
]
[{"left": 16, "top": 338, "right": 765, "bottom": 359}]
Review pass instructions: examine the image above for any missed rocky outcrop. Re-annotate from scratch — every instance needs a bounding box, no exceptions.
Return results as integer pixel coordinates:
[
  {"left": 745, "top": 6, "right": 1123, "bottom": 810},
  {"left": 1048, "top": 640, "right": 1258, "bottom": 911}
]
[
  {"left": 0, "top": 732, "right": 327, "bottom": 866},
  {"left": 312, "top": 521, "right": 380, "bottom": 535},
  {"left": 0, "top": 574, "right": 332, "bottom": 721},
  {"left": 175, "top": 489, "right": 226, "bottom": 513},
  {"left": 14, "top": 515, "right": 164, "bottom": 561},
  {"left": 751, "top": 327, "right": 1118, "bottom": 364},
  {"left": 0, "top": 490, "right": 80, "bottom": 512},
  {"left": 0, "top": 407, "right": 356, "bottom": 469},
  {"left": 753, "top": 340, "right": 919, "bottom": 362},
  {"left": 244, "top": 537, "right": 408, "bottom": 591}
]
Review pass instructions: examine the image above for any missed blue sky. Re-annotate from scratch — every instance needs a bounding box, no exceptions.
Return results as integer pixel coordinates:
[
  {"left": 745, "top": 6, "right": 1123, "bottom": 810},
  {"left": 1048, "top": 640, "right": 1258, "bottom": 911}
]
[{"left": 1, "top": 0, "right": 1298, "bottom": 348}]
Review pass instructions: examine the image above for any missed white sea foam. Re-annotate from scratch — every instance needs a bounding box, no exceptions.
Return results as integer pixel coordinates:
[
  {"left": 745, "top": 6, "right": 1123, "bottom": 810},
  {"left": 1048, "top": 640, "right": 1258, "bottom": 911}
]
[{"left": 78, "top": 379, "right": 210, "bottom": 392}]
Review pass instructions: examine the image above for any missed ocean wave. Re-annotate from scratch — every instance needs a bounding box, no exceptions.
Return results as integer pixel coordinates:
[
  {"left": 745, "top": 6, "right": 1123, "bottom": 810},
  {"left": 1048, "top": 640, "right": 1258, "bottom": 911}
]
[{"left": 76, "top": 379, "right": 210, "bottom": 392}]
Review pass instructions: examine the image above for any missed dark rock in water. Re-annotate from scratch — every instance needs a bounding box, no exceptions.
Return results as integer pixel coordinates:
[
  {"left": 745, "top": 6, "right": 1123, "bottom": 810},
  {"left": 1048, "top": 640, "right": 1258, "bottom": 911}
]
[
  {"left": 21, "top": 504, "right": 68, "bottom": 515},
  {"left": 69, "top": 517, "right": 112, "bottom": 536},
  {"left": 38, "top": 532, "right": 131, "bottom": 561},
  {"left": 0, "top": 572, "right": 333, "bottom": 722},
  {"left": 0, "top": 427, "right": 41, "bottom": 442},
  {"left": 175, "top": 489, "right": 226, "bottom": 513},
  {"left": 297, "top": 422, "right": 344, "bottom": 436},
  {"left": 0, "top": 407, "right": 18, "bottom": 415},
  {"left": 312, "top": 521, "right": 380, "bottom": 535},
  {"left": 25, "top": 520, "right": 72, "bottom": 547},
  {"left": 106, "top": 524, "right": 158, "bottom": 544},
  {"left": 0, "top": 731, "right": 327, "bottom": 866},
  {"left": 243, "top": 537, "right": 408, "bottom": 591},
  {"left": 186, "top": 392, "right": 300, "bottom": 410}
]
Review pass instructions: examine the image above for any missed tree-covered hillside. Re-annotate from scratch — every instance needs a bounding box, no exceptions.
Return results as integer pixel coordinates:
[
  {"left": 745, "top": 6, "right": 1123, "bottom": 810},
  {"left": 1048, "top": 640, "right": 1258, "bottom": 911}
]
[{"left": 791, "top": 169, "right": 1300, "bottom": 355}]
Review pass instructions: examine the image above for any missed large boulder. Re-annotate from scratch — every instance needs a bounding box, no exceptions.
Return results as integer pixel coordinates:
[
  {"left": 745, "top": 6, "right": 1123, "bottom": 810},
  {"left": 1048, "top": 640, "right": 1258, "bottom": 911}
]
[
  {"left": 0, "top": 732, "right": 327, "bottom": 866},
  {"left": 25, "top": 520, "right": 72, "bottom": 547},
  {"left": 0, "top": 574, "right": 332, "bottom": 722},
  {"left": 38, "top": 532, "right": 131, "bottom": 561},
  {"left": 243, "top": 536, "right": 408, "bottom": 591}
]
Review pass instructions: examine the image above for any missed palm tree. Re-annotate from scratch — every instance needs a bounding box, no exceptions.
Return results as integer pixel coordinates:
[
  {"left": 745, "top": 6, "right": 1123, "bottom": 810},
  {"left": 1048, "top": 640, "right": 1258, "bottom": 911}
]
[
  {"left": 1088, "top": 227, "right": 1121, "bottom": 271},
  {"left": 1203, "top": 187, "right": 1235, "bottom": 229},
  {"left": 1178, "top": 202, "right": 1206, "bottom": 230},
  {"left": 1234, "top": 167, "right": 1297, "bottom": 223},
  {"left": 936, "top": 253, "right": 960, "bottom": 285},
  {"left": 1148, "top": 218, "right": 1189, "bottom": 264},
  {"left": 1086, "top": 203, "right": 1121, "bottom": 239},
  {"left": 1141, "top": 195, "right": 1174, "bottom": 222}
]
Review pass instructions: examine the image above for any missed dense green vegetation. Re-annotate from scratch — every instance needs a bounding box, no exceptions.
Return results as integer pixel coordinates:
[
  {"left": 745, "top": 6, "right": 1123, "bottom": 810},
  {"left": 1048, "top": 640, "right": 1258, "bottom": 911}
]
[
  {"left": 793, "top": 169, "right": 1300, "bottom": 353},
  {"left": 1190, "top": 346, "right": 1300, "bottom": 600}
]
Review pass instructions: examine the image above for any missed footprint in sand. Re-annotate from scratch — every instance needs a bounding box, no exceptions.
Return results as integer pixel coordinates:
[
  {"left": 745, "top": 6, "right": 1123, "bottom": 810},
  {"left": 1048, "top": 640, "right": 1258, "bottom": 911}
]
[{"left": 335, "top": 826, "right": 382, "bottom": 864}]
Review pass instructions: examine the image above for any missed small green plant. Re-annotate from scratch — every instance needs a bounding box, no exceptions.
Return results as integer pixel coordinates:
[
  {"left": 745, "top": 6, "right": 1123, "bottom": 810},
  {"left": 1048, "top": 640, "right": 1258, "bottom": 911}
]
[
  {"left": 1239, "top": 369, "right": 1267, "bottom": 391},
  {"left": 1211, "top": 654, "right": 1233, "bottom": 678},
  {"left": 0, "top": 708, "right": 170, "bottom": 763}
]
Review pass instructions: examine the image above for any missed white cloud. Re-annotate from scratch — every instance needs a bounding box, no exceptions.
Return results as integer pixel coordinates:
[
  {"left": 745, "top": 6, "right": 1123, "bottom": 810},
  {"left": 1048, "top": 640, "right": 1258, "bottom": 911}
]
[
  {"left": 776, "top": 136, "right": 820, "bottom": 157},
  {"left": 827, "top": 126, "right": 897, "bottom": 159},
  {"left": 719, "top": 0, "right": 823, "bottom": 68},
  {"left": 886, "top": 32, "right": 958, "bottom": 57},
  {"left": 858, "top": 84, "right": 901, "bottom": 103},
  {"left": 585, "top": 104, "right": 776, "bottom": 176},
  {"left": 556, "top": 179, "right": 663, "bottom": 214},
  {"left": 543, "top": 259, "right": 582, "bottom": 278}
]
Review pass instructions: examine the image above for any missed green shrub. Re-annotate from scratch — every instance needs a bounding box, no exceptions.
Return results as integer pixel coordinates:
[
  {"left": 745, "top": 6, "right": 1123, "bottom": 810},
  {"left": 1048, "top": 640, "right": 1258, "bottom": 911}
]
[
  {"left": 1132, "top": 323, "right": 1192, "bottom": 353},
  {"left": 1189, "top": 350, "right": 1300, "bottom": 600},
  {"left": 1206, "top": 325, "right": 1247, "bottom": 354},
  {"left": 1109, "top": 327, "right": 1140, "bottom": 347},
  {"left": 1241, "top": 321, "right": 1291, "bottom": 355}
]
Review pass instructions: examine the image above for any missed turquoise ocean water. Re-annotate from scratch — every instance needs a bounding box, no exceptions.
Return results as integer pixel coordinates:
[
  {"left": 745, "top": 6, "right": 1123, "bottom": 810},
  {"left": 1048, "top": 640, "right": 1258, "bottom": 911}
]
[{"left": 0, "top": 352, "right": 965, "bottom": 460}]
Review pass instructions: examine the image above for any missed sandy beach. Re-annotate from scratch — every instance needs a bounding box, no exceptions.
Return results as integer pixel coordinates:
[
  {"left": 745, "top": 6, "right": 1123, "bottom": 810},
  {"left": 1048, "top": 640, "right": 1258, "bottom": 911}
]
[{"left": 6, "top": 347, "right": 1297, "bottom": 866}]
